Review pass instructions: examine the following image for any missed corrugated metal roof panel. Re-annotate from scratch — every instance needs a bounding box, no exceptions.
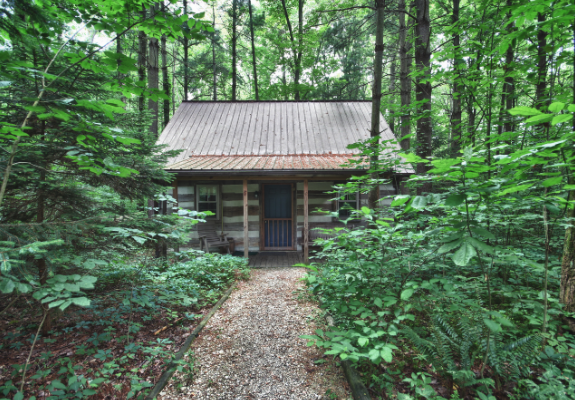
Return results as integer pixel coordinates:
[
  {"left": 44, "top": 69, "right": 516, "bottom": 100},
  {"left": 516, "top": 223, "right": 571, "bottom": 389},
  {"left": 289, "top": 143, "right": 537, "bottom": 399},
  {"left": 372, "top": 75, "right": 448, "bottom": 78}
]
[{"left": 166, "top": 154, "right": 366, "bottom": 171}]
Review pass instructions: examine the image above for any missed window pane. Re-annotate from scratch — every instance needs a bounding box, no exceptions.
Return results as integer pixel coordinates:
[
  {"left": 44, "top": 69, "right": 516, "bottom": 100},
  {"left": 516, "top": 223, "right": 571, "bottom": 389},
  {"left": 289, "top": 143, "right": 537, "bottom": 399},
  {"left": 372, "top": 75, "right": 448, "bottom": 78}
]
[{"left": 199, "top": 202, "right": 217, "bottom": 214}]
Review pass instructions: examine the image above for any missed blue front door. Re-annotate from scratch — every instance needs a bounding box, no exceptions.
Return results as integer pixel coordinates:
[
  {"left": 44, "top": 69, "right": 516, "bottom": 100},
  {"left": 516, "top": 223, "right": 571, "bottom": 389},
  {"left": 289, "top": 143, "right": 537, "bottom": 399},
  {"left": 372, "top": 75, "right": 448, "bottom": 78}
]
[{"left": 263, "top": 184, "right": 293, "bottom": 249}]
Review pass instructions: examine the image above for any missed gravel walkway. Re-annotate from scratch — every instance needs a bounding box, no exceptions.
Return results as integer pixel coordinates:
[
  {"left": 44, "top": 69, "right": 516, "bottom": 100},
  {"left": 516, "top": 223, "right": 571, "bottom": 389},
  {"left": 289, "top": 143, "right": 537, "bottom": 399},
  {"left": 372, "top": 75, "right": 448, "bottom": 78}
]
[{"left": 162, "top": 267, "right": 350, "bottom": 400}]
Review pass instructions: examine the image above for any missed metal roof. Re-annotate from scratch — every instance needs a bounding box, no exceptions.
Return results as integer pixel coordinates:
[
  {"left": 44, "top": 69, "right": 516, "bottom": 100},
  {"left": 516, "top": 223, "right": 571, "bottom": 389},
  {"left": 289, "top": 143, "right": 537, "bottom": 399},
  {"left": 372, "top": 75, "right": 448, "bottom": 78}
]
[
  {"left": 158, "top": 101, "right": 404, "bottom": 172},
  {"left": 167, "top": 154, "right": 365, "bottom": 171}
]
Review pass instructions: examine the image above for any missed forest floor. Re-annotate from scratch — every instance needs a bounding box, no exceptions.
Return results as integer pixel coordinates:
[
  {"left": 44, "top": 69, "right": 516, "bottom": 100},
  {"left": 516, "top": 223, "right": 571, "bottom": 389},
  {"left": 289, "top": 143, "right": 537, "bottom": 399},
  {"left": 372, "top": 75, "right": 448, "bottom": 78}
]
[{"left": 162, "top": 267, "right": 351, "bottom": 400}]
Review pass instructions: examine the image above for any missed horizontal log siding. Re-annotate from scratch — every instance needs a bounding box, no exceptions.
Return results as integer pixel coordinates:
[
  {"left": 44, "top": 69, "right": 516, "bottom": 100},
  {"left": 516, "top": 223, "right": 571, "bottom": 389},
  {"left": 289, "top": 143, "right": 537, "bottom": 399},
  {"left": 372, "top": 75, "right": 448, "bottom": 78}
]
[
  {"left": 296, "top": 182, "right": 335, "bottom": 251},
  {"left": 222, "top": 184, "right": 260, "bottom": 252}
]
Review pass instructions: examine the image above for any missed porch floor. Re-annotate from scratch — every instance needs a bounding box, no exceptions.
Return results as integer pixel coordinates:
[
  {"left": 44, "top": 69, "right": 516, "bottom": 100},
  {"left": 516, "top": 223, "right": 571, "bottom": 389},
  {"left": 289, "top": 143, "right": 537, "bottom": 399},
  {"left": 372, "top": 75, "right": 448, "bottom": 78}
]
[{"left": 248, "top": 252, "right": 303, "bottom": 268}]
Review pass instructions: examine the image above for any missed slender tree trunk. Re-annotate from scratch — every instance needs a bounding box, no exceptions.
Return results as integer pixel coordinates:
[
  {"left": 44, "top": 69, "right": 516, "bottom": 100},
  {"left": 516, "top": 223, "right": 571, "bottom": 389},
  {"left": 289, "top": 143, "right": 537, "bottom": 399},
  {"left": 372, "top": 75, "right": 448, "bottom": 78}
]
[
  {"left": 502, "top": 0, "right": 516, "bottom": 141},
  {"left": 231, "top": 0, "right": 238, "bottom": 101},
  {"left": 559, "top": 20, "right": 575, "bottom": 312},
  {"left": 450, "top": 0, "right": 462, "bottom": 156},
  {"left": 398, "top": 0, "right": 411, "bottom": 151},
  {"left": 280, "top": 0, "right": 304, "bottom": 100},
  {"left": 183, "top": 0, "right": 189, "bottom": 101},
  {"left": 388, "top": 56, "right": 396, "bottom": 134},
  {"left": 148, "top": 4, "right": 160, "bottom": 138},
  {"left": 414, "top": 0, "right": 432, "bottom": 195},
  {"left": 161, "top": 6, "right": 170, "bottom": 128},
  {"left": 138, "top": 6, "right": 147, "bottom": 112},
  {"left": 295, "top": 0, "right": 304, "bottom": 100},
  {"left": 248, "top": 0, "right": 259, "bottom": 100},
  {"left": 536, "top": 12, "right": 549, "bottom": 117},
  {"left": 368, "top": 0, "right": 386, "bottom": 210},
  {"left": 212, "top": 4, "right": 217, "bottom": 101}
]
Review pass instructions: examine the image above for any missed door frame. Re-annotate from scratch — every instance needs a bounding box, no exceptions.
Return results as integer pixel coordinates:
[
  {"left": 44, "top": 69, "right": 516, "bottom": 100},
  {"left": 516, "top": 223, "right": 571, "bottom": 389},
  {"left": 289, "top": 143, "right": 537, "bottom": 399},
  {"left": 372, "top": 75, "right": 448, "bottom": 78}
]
[{"left": 259, "top": 182, "right": 296, "bottom": 251}]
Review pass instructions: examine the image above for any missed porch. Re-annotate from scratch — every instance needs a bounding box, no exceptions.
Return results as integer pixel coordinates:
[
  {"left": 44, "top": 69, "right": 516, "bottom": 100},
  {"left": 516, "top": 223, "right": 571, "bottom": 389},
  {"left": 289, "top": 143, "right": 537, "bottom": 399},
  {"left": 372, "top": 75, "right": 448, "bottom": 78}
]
[{"left": 247, "top": 251, "right": 304, "bottom": 268}]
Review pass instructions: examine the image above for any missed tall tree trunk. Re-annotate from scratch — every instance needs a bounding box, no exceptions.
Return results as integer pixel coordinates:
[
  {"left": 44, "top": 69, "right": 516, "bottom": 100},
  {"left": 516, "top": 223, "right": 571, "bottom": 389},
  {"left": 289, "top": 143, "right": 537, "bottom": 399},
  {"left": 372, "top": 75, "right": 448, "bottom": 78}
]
[
  {"left": 559, "top": 20, "right": 575, "bottom": 311},
  {"left": 148, "top": 4, "right": 160, "bottom": 138},
  {"left": 414, "top": 0, "right": 432, "bottom": 195},
  {"left": 37, "top": 158, "right": 50, "bottom": 335},
  {"left": 248, "top": 0, "right": 259, "bottom": 100},
  {"left": 138, "top": 7, "right": 147, "bottom": 113},
  {"left": 398, "top": 0, "right": 412, "bottom": 151},
  {"left": 502, "top": 0, "right": 516, "bottom": 141},
  {"left": 280, "top": 0, "right": 304, "bottom": 100},
  {"left": 450, "top": 0, "right": 462, "bottom": 156},
  {"left": 231, "top": 0, "right": 238, "bottom": 101},
  {"left": 536, "top": 12, "right": 549, "bottom": 113},
  {"left": 212, "top": 4, "right": 217, "bottom": 101},
  {"left": 183, "top": 0, "right": 189, "bottom": 101},
  {"left": 388, "top": 56, "right": 396, "bottom": 134},
  {"left": 161, "top": 5, "right": 170, "bottom": 129},
  {"left": 368, "top": 0, "right": 386, "bottom": 210}
]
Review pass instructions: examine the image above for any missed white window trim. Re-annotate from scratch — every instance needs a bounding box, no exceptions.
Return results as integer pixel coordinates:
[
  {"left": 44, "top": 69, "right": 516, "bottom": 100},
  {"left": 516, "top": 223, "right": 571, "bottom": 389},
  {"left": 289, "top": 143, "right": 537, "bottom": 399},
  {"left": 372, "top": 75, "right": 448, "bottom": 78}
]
[{"left": 196, "top": 184, "right": 220, "bottom": 220}]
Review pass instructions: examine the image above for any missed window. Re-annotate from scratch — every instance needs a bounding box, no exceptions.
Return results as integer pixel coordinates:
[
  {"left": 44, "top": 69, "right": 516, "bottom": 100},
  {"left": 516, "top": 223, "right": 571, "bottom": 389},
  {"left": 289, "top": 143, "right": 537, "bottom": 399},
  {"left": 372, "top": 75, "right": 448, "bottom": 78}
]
[
  {"left": 337, "top": 192, "right": 358, "bottom": 219},
  {"left": 197, "top": 185, "right": 219, "bottom": 218}
]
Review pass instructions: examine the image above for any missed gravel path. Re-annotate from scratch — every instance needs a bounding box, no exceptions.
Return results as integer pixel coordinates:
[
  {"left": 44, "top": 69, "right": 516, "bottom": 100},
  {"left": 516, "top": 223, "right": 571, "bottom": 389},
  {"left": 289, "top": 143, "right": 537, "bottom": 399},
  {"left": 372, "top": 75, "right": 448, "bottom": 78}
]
[{"left": 162, "top": 267, "right": 350, "bottom": 400}]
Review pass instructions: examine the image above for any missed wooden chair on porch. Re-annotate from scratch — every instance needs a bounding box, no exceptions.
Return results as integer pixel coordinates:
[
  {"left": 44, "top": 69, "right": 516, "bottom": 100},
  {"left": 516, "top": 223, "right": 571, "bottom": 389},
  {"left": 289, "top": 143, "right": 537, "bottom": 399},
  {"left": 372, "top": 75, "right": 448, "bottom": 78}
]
[{"left": 197, "top": 222, "right": 235, "bottom": 254}]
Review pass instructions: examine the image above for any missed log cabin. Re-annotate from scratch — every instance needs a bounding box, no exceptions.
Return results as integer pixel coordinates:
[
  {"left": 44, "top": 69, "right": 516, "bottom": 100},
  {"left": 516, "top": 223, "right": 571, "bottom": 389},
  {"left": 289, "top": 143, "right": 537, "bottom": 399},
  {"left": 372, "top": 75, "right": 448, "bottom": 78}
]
[{"left": 156, "top": 101, "right": 410, "bottom": 261}]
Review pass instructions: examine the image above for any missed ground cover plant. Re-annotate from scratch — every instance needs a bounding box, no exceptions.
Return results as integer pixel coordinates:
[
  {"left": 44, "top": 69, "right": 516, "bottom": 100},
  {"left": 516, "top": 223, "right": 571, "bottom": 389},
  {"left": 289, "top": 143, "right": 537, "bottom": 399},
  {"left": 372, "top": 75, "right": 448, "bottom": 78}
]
[
  {"left": 300, "top": 103, "right": 575, "bottom": 399},
  {"left": 0, "top": 249, "right": 249, "bottom": 399}
]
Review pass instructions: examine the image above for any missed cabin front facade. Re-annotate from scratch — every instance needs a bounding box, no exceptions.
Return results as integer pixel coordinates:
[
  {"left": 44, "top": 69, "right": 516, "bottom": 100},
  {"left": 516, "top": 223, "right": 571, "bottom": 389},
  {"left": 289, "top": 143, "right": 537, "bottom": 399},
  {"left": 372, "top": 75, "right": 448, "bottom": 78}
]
[{"left": 157, "top": 101, "right": 408, "bottom": 261}]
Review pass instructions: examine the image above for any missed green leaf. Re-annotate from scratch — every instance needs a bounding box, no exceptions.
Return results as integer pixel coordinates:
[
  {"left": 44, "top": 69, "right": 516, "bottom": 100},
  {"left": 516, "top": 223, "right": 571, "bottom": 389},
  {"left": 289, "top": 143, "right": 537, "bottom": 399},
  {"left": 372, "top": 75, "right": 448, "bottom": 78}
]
[
  {"left": 549, "top": 102, "right": 565, "bottom": 113},
  {"left": 467, "top": 237, "right": 494, "bottom": 254},
  {"left": 498, "top": 183, "right": 534, "bottom": 196},
  {"left": 568, "top": 105, "right": 575, "bottom": 112},
  {"left": 380, "top": 346, "right": 393, "bottom": 363},
  {"left": 438, "top": 239, "right": 463, "bottom": 254},
  {"left": 391, "top": 195, "right": 410, "bottom": 207},
  {"left": 411, "top": 196, "right": 428, "bottom": 210},
  {"left": 445, "top": 194, "right": 466, "bottom": 207},
  {"left": 508, "top": 106, "right": 542, "bottom": 116},
  {"left": 552, "top": 114, "right": 573, "bottom": 125},
  {"left": 525, "top": 114, "right": 553, "bottom": 124},
  {"left": 368, "top": 349, "right": 381, "bottom": 363},
  {"left": 14, "top": 391, "right": 24, "bottom": 400},
  {"left": 452, "top": 242, "right": 477, "bottom": 266},
  {"left": 542, "top": 176, "right": 562, "bottom": 187},
  {"left": 358, "top": 337, "right": 368, "bottom": 347},
  {"left": 470, "top": 227, "right": 496, "bottom": 240},
  {"left": 0, "top": 278, "right": 15, "bottom": 293},
  {"left": 374, "top": 297, "right": 383, "bottom": 308},
  {"left": 400, "top": 288, "right": 414, "bottom": 301},
  {"left": 483, "top": 318, "right": 502, "bottom": 333},
  {"left": 71, "top": 297, "right": 91, "bottom": 307}
]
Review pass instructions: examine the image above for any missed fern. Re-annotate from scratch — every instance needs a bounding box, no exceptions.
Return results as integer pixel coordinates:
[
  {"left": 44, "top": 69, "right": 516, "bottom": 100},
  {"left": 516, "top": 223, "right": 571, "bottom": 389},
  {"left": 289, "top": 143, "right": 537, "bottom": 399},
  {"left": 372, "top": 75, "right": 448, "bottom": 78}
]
[{"left": 403, "top": 313, "right": 541, "bottom": 390}]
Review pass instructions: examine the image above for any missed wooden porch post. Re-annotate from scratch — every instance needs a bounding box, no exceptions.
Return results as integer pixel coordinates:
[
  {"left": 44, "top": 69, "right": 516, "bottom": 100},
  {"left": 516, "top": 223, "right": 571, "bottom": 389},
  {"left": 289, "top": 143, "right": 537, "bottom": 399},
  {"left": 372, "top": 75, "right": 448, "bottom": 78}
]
[
  {"left": 243, "top": 179, "right": 249, "bottom": 258},
  {"left": 304, "top": 179, "right": 309, "bottom": 263}
]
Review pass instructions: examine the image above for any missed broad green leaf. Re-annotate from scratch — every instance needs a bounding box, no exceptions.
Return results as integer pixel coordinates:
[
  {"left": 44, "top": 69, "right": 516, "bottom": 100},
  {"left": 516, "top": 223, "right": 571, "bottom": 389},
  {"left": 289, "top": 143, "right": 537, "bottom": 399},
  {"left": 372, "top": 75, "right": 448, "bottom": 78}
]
[
  {"left": 374, "top": 297, "right": 383, "bottom": 308},
  {"left": 525, "top": 114, "right": 553, "bottom": 124},
  {"left": 552, "top": 114, "right": 572, "bottom": 125},
  {"left": 549, "top": 102, "right": 565, "bottom": 113},
  {"left": 368, "top": 349, "right": 380, "bottom": 363},
  {"left": 358, "top": 337, "right": 368, "bottom": 347},
  {"left": 508, "top": 106, "right": 541, "bottom": 116},
  {"left": 542, "top": 176, "right": 562, "bottom": 187},
  {"left": 470, "top": 227, "right": 496, "bottom": 240},
  {"left": 71, "top": 297, "right": 91, "bottom": 307},
  {"left": 391, "top": 195, "right": 410, "bottom": 207},
  {"left": 380, "top": 346, "right": 393, "bottom": 363},
  {"left": 483, "top": 318, "right": 502, "bottom": 333},
  {"left": 445, "top": 194, "right": 466, "bottom": 207},
  {"left": 568, "top": 105, "right": 575, "bottom": 112},
  {"left": 0, "top": 278, "right": 15, "bottom": 293},
  {"left": 400, "top": 288, "right": 414, "bottom": 301},
  {"left": 452, "top": 242, "right": 477, "bottom": 266},
  {"left": 498, "top": 183, "right": 534, "bottom": 196},
  {"left": 438, "top": 239, "right": 463, "bottom": 254},
  {"left": 467, "top": 237, "right": 494, "bottom": 254},
  {"left": 14, "top": 391, "right": 24, "bottom": 400},
  {"left": 411, "top": 196, "right": 428, "bottom": 210}
]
